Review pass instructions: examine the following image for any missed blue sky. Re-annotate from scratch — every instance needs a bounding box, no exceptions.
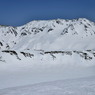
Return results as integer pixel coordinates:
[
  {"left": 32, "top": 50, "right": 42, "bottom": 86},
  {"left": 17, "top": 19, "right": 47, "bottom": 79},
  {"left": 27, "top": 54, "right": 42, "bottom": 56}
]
[{"left": 0, "top": 0, "right": 95, "bottom": 26}]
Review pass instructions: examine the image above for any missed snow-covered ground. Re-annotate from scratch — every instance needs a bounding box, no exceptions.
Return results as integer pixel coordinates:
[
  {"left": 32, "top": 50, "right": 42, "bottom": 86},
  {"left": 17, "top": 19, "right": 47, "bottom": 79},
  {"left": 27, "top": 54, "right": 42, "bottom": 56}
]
[
  {"left": 0, "top": 59, "right": 95, "bottom": 89},
  {"left": 0, "top": 76, "right": 95, "bottom": 95}
]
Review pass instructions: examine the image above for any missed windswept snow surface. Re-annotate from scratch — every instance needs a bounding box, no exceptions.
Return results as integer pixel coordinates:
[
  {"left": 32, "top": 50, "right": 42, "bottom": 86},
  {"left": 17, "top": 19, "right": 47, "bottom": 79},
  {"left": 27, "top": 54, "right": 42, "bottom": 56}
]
[
  {"left": 0, "top": 58, "right": 95, "bottom": 90},
  {"left": 0, "top": 76, "right": 95, "bottom": 95}
]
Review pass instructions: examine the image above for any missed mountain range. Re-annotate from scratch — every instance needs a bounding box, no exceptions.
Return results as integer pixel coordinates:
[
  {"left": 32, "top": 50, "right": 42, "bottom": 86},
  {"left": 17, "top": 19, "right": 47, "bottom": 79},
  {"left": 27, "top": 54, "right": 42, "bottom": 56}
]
[
  {"left": 0, "top": 18, "right": 95, "bottom": 63},
  {"left": 0, "top": 18, "right": 95, "bottom": 93}
]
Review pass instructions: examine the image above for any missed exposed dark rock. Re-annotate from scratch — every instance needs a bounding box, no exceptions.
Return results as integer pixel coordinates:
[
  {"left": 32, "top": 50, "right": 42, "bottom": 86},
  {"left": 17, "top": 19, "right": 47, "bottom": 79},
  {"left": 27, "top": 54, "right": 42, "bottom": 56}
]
[
  {"left": 2, "top": 50, "right": 21, "bottom": 60},
  {"left": 74, "top": 51, "right": 92, "bottom": 60},
  {"left": 0, "top": 42, "right": 3, "bottom": 46},
  {"left": 48, "top": 28, "right": 53, "bottom": 32},
  {"left": 21, "top": 32, "right": 27, "bottom": 36},
  {"left": 45, "top": 51, "right": 72, "bottom": 55},
  {"left": 21, "top": 52, "right": 34, "bottom": 58}
]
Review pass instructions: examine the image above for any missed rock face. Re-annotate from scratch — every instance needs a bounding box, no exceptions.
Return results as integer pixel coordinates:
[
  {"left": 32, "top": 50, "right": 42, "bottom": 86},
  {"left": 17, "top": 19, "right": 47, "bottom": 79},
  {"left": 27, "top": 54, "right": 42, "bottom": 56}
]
[{"left": 0, "top": 18, "right": 95, "bottom": 63}]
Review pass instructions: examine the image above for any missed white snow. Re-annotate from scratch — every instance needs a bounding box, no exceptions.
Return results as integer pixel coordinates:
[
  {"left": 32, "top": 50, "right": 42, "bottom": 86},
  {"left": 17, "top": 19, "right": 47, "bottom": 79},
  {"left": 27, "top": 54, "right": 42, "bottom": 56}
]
[
  {"left": 0, "top": 76, "right": 95, "bottom": 95},
  {"left": 0, "top": 56, "right": 95, "bottom": 89},
  {"left": 0, "top": 18, "right": 95, "bottom": 95},
  {"left": 0, "top": 18, "right": 95, "bottom": 51}
]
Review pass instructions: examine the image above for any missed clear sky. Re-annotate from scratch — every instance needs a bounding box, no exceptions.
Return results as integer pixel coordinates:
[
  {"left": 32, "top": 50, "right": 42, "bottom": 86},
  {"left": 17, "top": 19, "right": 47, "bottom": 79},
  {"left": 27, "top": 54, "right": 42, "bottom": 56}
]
[{"left": 0, "top": 0, "right": 95, "bottom": 26}]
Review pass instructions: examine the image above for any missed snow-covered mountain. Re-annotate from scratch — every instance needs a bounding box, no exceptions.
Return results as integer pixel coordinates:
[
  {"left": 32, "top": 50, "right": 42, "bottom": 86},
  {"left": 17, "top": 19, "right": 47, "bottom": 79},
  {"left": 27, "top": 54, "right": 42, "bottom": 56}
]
[
  {"left": 0, "top": 18, "right": 95, "bottom": 63},
  {"left": 0, "top": 18, "right": 95, "bottom": 50},
  {"left": 0, "top": 18, "right": 95, "bottom": 95}
]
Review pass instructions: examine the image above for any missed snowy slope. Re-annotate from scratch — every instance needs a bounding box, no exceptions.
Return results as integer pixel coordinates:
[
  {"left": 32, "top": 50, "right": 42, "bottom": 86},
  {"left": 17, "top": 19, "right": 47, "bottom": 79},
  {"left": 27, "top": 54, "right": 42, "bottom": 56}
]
[
  {"left": 0, "top": 18, "right": 95, "bottom": 63},
  {"left": 0, "top": 59, "right": 95, "bottom": 89},
  {"left": 0, "top": 18, "right": 95, "bottom": 51},
  {"left": 16, "top": 18, "right": 95, "bottom": 51},
  {"left": 0, "top": 18, "right": 95, "bottom": 92},
  {"left": 0, "top": 76, "right": 95, "bottom": 95}
]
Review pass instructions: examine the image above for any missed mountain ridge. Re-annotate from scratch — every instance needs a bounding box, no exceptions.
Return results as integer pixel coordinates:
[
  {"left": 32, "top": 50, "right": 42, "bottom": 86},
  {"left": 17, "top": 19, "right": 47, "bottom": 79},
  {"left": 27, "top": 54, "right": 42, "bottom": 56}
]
[
  {"left": 0, "top": 18, "right": 95, "bottom": 63},
  {"left": 0, "top": 18, "right": 95, "bottom": 50}
]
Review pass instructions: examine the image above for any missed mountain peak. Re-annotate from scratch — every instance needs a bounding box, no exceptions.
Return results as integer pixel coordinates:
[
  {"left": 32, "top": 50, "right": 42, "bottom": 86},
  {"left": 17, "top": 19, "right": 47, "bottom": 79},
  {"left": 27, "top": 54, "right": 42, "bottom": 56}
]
[
  {"left": 0, "top": 18, "right": 95, "bottom": 51},
  {"left": 0, "top": 18, "right": 95, "bottom": 63}
]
